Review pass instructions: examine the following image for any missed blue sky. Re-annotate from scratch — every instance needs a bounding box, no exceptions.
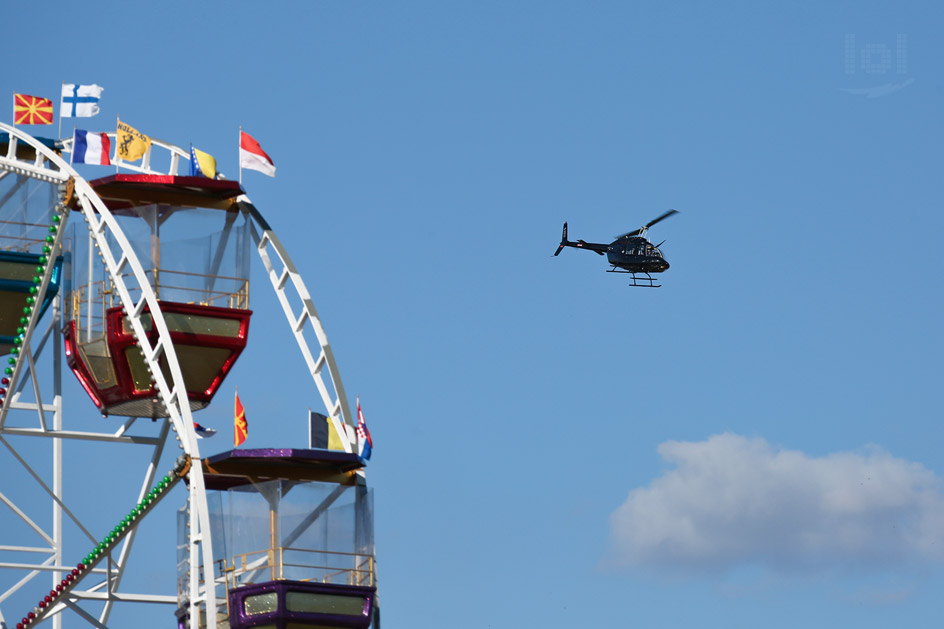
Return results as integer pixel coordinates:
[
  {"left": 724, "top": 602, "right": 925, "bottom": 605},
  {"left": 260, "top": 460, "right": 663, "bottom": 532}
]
[{"left": 2, "top": 1, "right": 943, "bottom": 627}]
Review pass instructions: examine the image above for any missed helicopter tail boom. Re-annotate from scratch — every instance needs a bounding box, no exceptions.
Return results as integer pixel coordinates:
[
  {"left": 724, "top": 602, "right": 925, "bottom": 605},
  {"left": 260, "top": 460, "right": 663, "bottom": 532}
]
[{"left": 554, "top": 222, "right": 607, "bottom": 256}]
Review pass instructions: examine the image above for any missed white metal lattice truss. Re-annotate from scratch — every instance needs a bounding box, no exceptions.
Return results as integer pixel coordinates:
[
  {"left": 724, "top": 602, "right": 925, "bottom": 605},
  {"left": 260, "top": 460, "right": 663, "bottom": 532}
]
[{"left": 0, "top": 124, "right": 357, "bottom": 628}]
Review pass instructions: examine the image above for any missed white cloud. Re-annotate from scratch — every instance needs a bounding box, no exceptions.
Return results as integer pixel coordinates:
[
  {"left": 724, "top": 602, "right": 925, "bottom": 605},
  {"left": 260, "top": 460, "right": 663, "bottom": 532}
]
[{"left": 609, "top": 434, "right": 944, "bottom": 575}]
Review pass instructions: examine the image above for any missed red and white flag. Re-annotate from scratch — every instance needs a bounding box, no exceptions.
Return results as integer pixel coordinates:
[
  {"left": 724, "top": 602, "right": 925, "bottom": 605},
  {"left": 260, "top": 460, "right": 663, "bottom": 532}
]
[{"left": 239, "top": 130, "right": 275, "bottom": 177}]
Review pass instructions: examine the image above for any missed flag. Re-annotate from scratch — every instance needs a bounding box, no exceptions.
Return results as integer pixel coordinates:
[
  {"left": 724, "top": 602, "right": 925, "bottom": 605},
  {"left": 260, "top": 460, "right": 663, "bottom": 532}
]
[
  {"left": 356, "top": 397, "right": 372, "bottom": 461},
  {"left": 239, "top": 130, "right": 275, "bottom": 177},
  {"left": 14, "top": 94, "right": 54, "bottom": 125},
  {"left": 190, "top": 146, "right": 216, "bottom": 179},
  {"left": 234, "top": 392, "right": 248, "bottom": 446},
  {"left": 309, "top": 411, "right": 330, "bottom": 449},
  {"left": 193, "top": 422, "right": 216, "bottom": 438},
  {"left": 309, "top": 410, "right": 350, "bottom": 451},
  {"left": 327, "top": 416, "right": 346, "bottom": 451},
  {"left": 116, "top": 119, "right": 151, "bottom": 162},
  {"left": 61, "top": 84, "right": 103, "bottom": 118},
  {"left": 72, "top": 130, "right": 111, "bottom": 165}
]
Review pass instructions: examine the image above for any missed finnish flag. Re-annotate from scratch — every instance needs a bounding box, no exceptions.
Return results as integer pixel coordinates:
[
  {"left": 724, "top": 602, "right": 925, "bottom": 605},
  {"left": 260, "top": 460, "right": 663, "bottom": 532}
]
[
  {"left": 61, "top": 84, "right": 103, "bottom": 118},
  {"left": 72, "top": 130, "right": 111, "bottom": 166}
]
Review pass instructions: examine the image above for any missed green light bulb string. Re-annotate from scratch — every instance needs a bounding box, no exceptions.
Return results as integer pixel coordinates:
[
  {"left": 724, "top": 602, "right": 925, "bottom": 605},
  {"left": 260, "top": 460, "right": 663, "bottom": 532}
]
[
  {"left": 18, "top": 470, "right": 183, "bottom": 628},
  {"left": 0, "top": 193, "right": 70, "bottom": 416}
]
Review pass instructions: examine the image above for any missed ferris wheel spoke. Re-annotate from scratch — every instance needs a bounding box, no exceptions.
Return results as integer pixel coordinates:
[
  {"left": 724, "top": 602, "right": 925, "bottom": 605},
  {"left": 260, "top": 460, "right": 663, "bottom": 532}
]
[
  {"left": 243, "top": 202, "right": 355, "bottom": 446},
  {"left": 60, "top": 598, "right": 109, "bottom": 628},
  {"left": 0, "top": 489, "right": 55, "bottom": 547},
  {"left": 0, "top": 123, "right": 219, "bottom": 627},
  {"left": 0, "top": 437, "right": 97, "bottom": 543},
  {"left": 0, "top": 555, "right": 56, "bottom": 607}
]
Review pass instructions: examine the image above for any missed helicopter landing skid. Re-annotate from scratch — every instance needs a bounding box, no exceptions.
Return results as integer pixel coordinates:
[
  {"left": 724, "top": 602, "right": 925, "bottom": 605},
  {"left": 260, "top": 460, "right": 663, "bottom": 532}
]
[{"left": 606, "top": 268, "right": 661, "bottom": 288}]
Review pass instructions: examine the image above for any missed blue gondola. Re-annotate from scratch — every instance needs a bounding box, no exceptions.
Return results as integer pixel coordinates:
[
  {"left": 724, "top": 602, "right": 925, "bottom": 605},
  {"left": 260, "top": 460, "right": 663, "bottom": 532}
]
[{"left": 0, "top": 251, "right": 63, "bottom": 355}]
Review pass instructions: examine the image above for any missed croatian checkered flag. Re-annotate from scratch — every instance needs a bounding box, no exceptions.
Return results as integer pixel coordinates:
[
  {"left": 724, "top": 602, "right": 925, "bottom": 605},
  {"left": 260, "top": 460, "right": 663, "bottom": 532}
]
[
  {"left": 356, "top": 397, "right": 372, "bottom": 461},
  {"left": 193, "top": 422, "right": 216, "bottom": 438}
]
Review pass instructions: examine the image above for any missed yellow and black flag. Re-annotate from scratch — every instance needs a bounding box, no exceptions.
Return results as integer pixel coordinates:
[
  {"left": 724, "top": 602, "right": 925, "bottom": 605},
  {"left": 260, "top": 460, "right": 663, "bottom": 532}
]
[
  {"left": 116, "top": 118, "right": 151, "bottom": 162},
  {"left": 308, "top": 411, "right": 347, "bottom": 451}
]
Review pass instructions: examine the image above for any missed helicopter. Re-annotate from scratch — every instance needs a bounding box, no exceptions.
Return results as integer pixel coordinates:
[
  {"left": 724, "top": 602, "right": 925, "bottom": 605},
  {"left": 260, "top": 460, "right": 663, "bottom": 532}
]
[{"left": 553, "top": 209, "right": 679, "bottom": 287}]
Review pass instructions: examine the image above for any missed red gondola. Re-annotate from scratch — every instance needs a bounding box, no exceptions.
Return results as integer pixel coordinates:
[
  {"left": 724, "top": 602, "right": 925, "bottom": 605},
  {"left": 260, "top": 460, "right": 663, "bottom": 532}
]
[{"left": 63, "top": 174, "right": 252, "bottom": 417}]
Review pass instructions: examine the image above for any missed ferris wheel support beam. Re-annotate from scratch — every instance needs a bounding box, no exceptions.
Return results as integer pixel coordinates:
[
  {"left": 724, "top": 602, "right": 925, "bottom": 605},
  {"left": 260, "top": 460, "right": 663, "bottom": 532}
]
[
  {"left": 240, "top": 201, "right": 357, "bottom": 449},
  {"left": 0, "top": 486, "right": 55, "bottom": 546},
  {"left": 98, "top": 419, "right": 171, "bottom": 626},
  {"left": 0, "top": 436, "right": 97, "bottom": 543},
  {"left": 0, "top": 427, "right": 162, "bottom": 445},
  {"left": 0, "top": 123, "right": 220, "bottom": 628},
  {"left": 0, "top": 555, "right": 56, "bottom": 606}
]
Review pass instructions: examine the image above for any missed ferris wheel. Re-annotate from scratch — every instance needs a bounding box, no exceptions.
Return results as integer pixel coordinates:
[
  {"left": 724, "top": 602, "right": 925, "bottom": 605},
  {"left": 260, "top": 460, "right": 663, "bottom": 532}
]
[{"left": 0, "top": 123, "right": 376, "bottom": 629}]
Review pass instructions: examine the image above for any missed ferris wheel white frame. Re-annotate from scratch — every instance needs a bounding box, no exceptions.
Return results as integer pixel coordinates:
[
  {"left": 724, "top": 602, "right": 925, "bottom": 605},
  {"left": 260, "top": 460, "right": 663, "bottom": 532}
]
[{"left": 0, "top": 123, "right": 358, "bottom": 629}]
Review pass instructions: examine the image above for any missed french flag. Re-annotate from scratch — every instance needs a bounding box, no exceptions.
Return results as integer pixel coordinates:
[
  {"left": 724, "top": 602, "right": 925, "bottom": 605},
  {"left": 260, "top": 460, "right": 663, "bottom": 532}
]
[{"left": 72, "top": 129, "right": 111, "bottom": 165}]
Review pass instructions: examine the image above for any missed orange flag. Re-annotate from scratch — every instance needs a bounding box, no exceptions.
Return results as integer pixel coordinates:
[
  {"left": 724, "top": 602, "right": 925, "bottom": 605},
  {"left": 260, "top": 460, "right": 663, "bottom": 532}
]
[
  {"left": 14, "top": 94, "right": 54, "bottom": 125},
  {"left": 234, "top": 391, "right": 248, "bottom": 447}
]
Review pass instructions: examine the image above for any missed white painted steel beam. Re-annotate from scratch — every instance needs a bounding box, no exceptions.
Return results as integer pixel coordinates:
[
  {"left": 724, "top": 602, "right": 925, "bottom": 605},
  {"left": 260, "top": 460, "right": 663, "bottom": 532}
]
[{"left": 0, "top": 123, "right": 218, "bottom": 628}]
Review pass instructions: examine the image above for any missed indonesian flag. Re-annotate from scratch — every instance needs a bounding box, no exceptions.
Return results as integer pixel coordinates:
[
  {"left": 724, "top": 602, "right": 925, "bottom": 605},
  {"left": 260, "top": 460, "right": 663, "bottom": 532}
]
[
  {"left": 72, "top": 130, "right": 111, "bottom": 165},
  {"left": 14, "top": 93, "right": 53, "bottom": 125},
  {"left": 239, "top": 130, "right": 275, "bottom": 177}
]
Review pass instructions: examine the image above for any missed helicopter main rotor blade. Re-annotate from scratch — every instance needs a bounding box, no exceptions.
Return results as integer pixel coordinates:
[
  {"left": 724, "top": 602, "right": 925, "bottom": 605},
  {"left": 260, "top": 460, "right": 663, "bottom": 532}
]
[
  {"left": 615, "top": 209, "right": 679, "bottom": 240},
  {"left": 616, "top": 227, "right": 643, "bottom": 239},
  {"left": 645, "top": 209, "right": 679, "bottom": 229}
]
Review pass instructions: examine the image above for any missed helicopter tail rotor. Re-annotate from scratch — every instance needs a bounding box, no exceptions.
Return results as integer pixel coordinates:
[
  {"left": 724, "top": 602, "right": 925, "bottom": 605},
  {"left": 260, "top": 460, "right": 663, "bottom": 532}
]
[{"left": 553, "top": 222, "right": 568, "bottom": 256}]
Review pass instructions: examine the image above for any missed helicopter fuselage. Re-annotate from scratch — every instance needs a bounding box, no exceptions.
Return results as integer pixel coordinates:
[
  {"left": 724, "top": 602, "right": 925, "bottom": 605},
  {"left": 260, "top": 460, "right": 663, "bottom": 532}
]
[{"left": 605, "top": 236, "right": 670, "bottom": 273}]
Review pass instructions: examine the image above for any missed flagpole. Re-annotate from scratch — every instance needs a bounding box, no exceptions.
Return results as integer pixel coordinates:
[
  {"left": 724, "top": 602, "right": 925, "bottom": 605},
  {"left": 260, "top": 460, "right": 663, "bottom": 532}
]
[
  {"left": 115, "top": 115, "right": 120, "bottom": 174},
  {"left": 57, "top": 82, "right": 63, "bottom": 140},
  {"left": 238, "top": 126, "right": 242, "bottom": 185},
  {"left": 234, "top": 386, "right": 239, "bottom": 448}
]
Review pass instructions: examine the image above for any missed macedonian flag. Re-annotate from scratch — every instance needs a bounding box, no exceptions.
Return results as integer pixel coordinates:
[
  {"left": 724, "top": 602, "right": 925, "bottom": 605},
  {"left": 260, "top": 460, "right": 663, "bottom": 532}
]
[
  {"left": 234, "top": 391, "right": 248, "bottom": 447},
  {"left": 14, "top": 93, "right": 54, "bottom": 125}
]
